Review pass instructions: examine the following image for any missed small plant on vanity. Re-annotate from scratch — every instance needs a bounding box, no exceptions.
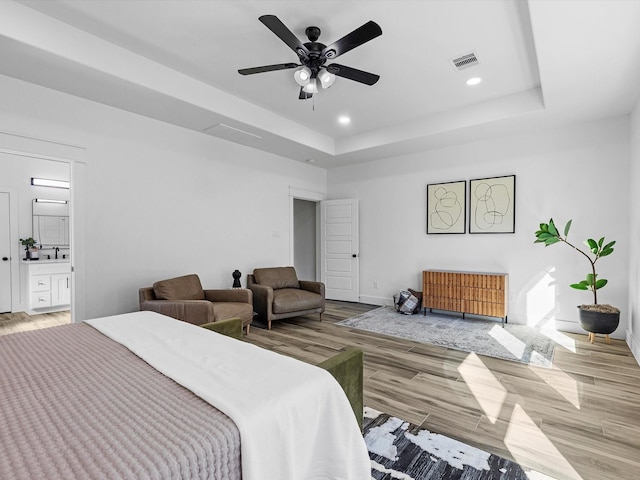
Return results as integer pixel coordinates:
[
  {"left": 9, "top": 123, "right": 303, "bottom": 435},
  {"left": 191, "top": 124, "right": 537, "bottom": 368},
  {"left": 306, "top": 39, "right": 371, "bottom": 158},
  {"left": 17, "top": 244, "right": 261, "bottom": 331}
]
[
  {"left": 19, "top": 237, "right": 38, "bottom": 260},
  {"left": 19, "top": 237, "right": 37, "bottom": 249},
  {"left": 534, "top": 218, "right": 619, "bottom": 343}
]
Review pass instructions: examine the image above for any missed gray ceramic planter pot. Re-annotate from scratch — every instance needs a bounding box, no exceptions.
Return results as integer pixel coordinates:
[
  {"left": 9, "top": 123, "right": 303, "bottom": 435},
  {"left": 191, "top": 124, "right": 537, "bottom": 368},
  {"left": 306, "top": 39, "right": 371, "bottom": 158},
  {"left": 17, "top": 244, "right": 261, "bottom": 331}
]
[{"left": 578, "top": 307, "right": 620, "bottom": 335}]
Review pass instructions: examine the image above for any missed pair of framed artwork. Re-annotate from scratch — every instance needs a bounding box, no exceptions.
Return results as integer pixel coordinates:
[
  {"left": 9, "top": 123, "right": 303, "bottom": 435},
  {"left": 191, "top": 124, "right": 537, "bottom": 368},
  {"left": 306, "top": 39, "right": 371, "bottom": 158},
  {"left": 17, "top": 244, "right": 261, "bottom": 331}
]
[{"left": 427, "top": 174, "right": 515, "bottom": 234}]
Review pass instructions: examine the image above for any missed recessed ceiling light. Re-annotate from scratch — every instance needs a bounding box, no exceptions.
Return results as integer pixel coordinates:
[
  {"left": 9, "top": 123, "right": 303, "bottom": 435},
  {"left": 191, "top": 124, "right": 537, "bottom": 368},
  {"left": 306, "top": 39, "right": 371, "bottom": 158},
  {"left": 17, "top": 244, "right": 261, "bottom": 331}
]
[
  {"left": 338, "top": 116, "right": 351, "bottom": 125},
  {"left": 466, "top": 77, "right": 482, "bottom": 86}
]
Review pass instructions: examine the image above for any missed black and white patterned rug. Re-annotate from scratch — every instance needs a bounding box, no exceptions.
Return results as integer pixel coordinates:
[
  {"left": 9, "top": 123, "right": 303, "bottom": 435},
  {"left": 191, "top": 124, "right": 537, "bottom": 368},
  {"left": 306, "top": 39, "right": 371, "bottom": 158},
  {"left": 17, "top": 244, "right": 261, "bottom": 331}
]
[
  {"left": 364, "top": 408, "right": 554, "bottom": 480},
  {"left": 339, "top": 307, "right": 556, "bottom": 367}
]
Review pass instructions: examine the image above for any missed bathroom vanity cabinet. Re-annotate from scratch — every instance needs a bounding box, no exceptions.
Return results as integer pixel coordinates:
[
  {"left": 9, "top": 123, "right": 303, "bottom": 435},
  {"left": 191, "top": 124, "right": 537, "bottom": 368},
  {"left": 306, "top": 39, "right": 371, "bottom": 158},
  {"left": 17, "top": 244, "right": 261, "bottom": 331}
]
[{"left": 26, "top": 261, "right": 71, "bottom": 313}]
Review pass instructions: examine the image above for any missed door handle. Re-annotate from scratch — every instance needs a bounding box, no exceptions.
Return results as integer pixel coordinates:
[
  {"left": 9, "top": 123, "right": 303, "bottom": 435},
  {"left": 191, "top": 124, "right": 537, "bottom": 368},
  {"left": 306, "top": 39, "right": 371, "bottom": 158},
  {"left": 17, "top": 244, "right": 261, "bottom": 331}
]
[
  {"left": 352, "top": 254, "right": 358, "bottom": 258},
  {"left": 1, "top": 257, "right": 7, "bottom": 261}
]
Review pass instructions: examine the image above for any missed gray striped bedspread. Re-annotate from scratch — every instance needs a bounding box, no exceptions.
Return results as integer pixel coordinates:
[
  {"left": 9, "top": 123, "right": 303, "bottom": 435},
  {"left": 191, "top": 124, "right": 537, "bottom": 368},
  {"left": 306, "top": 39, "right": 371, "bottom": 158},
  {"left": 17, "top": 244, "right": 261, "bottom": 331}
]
[{"left": 0, "top": 323, "right": 242, "bottom": 479}]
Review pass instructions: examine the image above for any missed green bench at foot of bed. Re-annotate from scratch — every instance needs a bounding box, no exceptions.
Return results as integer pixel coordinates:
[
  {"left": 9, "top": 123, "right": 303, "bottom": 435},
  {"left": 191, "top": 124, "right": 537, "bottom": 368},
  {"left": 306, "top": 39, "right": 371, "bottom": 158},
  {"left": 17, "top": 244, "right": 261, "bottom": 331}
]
[{"left": 201, "top": 318, "right": 364, "bottom": 430}]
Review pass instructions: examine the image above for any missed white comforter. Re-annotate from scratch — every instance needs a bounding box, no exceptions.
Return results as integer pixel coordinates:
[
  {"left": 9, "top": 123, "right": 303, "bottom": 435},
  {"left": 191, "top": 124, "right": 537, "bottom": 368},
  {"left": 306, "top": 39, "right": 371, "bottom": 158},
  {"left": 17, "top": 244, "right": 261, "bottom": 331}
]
[{"left": 87, "top": 311, "right": 371, "bottom": 480}]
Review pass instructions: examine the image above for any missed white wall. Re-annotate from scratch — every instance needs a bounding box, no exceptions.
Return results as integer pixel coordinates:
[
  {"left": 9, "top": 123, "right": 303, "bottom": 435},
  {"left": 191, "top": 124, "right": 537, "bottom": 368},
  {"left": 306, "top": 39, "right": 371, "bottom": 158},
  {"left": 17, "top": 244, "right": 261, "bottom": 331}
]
[
  {"left": 328, "top": 117, "right": 630, "bottom": 337},
  {"left": 629, "top": 100, "right": 640, "bottom": 360},
  {"left": 0, "top": 75, "right": 327, "bottom": 319}
]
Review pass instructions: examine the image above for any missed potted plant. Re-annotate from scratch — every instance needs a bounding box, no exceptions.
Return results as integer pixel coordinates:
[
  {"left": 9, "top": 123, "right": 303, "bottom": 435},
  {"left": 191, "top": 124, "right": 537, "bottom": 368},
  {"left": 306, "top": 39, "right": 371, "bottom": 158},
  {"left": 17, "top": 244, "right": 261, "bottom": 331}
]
[
  {"left": 534, "top": 218, "right": 619, "bottom": 343},
  {"left": 19, "top": 237, "right": 38, "bottom": 260}
]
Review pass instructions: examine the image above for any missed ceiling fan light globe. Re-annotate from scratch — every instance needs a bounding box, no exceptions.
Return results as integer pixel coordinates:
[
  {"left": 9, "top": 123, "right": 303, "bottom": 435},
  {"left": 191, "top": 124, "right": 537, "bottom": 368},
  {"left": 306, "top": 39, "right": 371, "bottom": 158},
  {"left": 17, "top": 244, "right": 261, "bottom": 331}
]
[
  {"left": 318, "top": 69, "right": 336, "bottom": 89},
  {"left": 303, "top": 79, "right": 318, "bottom": 94},
  {"left": 294, "top": 66, "right": 312, "bottom": 86}
]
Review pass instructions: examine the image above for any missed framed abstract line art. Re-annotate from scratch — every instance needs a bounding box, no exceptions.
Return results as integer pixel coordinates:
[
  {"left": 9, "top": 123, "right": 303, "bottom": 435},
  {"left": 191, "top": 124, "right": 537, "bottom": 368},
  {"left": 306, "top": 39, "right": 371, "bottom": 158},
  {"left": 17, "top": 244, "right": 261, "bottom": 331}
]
[
  {"left": 426, "top": 180, "right": 466, "bottom": 234},
  {"left": 469, "top": 175, "right": 516, "bottom": 233}
]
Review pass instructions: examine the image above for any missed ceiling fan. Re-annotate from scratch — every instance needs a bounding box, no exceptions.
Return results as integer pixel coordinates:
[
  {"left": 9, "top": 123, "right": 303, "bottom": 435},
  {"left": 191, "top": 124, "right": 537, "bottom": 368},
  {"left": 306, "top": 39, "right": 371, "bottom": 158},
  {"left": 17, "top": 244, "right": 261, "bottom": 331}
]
[{"left": 238, "top": 15, "right": 382, "bottom": 100}]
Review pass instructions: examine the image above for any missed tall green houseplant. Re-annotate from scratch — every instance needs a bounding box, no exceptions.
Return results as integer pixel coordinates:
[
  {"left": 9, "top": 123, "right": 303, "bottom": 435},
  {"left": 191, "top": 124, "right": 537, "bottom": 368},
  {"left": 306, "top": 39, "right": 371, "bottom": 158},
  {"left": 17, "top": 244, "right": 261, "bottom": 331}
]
[{"left": 534, "top": 218, "right": 619, "bottom": 316}]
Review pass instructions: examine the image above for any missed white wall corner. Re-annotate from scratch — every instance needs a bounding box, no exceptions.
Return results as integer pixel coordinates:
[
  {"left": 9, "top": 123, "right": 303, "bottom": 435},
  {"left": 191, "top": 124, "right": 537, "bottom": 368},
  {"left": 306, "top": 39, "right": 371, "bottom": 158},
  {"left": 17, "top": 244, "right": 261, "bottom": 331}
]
[{"left": 626, "top": 329, "right": 640, "bottom": 366}]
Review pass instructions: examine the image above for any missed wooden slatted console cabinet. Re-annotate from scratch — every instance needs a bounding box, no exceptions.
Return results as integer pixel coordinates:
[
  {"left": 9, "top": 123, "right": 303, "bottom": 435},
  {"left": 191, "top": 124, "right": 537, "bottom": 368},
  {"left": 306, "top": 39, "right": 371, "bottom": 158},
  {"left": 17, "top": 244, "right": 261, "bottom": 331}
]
[{"left": 422, "top": 270, "right": 508, "bottom": 326}]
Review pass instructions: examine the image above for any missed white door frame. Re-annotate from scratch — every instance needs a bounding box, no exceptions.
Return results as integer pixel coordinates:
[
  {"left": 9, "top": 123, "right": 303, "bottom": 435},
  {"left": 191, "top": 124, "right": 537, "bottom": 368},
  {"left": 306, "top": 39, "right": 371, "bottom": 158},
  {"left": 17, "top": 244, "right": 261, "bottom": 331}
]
[
  {"left": 0, "top": 189, "right": 18, "bottom": 312},
  {"left": 289, "top": 187, "right": 326, "bottom": 280},
  {"left": 0, "top": 130, "right": 87, "bottom": 321}
]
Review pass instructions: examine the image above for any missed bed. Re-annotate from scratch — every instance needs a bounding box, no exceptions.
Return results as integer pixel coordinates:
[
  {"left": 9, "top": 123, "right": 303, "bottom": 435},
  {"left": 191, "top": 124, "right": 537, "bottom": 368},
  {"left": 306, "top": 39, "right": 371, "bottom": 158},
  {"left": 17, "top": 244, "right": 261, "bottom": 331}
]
[{"left": 0, "top": 311, "right": 370, "bottom": 479}]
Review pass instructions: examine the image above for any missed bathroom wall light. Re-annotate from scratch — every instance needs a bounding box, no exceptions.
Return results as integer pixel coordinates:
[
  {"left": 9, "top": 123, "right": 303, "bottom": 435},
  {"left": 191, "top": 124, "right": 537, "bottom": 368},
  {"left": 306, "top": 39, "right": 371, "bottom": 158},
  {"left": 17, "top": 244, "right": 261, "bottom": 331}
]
[
  {"left": 35, "top": 198, "right": 68, "bottom": 204},
  {"left": 31, "top": 177, "right": 70, "bottom": 189}
]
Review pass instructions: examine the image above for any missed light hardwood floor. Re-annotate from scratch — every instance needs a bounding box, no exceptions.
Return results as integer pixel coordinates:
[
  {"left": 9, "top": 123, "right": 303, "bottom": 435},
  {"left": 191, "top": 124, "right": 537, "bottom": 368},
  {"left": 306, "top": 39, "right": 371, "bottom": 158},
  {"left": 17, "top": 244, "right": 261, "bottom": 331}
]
[
  {"left": 244, "top": 301, "right": 640, "bottom": 480},
  {"left": 3, "top": 303, "right": 639, "bottom": 479},
  {"left": 0, "top": 310, "right": 70, "bottom": 335}
]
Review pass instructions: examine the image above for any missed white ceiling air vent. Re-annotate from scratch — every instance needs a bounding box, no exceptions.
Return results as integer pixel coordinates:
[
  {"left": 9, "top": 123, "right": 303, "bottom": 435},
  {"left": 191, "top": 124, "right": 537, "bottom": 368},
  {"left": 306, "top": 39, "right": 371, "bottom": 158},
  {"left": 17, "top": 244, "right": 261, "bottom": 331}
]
[
  {"left": 451, "top": 52, "right": 479, "bottom": 70},
  {"left": 202, "top": 123, "right": 263, "bottom": 143}
]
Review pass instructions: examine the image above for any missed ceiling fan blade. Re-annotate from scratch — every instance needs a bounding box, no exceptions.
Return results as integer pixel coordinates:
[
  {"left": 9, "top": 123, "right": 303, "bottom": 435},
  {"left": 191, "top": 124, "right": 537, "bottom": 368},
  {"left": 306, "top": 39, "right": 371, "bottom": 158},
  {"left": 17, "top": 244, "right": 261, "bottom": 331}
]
[
  {"left": 298, "top": 87, "right": 313, "bottom": 100},
  {"left": 321, "top": 21, "right": 382, "bottom": 59},
  {"left": 238, "top": 63, "right": 299, "bottom": 75},
  {"left": 326, "top": 64, "right": 380, "bottom": 86},
  {"left": 259, "top": 15, "right": 309, "bottom": 60}
]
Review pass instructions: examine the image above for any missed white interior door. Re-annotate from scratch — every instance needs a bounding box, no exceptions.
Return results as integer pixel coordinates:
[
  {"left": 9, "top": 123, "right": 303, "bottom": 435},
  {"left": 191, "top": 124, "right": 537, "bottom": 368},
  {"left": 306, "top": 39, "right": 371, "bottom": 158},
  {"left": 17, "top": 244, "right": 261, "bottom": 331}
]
[
  {"left": 320, "top": 199, "right": 359, "bottom": 301},
  {"left": 0, "top": 192, "right": 11, "bottom": 312}
]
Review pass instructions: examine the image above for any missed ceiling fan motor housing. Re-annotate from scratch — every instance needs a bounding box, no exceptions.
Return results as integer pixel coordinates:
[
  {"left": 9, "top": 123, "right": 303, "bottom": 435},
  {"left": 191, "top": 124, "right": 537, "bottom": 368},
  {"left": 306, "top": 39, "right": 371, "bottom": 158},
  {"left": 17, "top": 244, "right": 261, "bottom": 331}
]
[{"left": 301, "top": 40, "right": 328, "bottom": 77}]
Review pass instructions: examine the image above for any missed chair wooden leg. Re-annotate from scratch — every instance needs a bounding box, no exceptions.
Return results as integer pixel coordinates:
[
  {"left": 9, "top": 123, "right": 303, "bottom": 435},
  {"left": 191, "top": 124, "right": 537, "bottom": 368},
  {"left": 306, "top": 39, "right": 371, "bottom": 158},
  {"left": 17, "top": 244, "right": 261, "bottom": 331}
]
[
  {"left": 245, "top": 324, "right": 250, "bottom": 335},
  {"left": 589, "top": 332, "right": 595, "bottom": 343},
  {"left": 605, "top": 334, "right": 610, "bottom": 344},
  {"left": 268, "top": 320, "right": 272, "bottom": 330},
  {"left": 319, "top": 312, "right": 323, "bottom": 322}
]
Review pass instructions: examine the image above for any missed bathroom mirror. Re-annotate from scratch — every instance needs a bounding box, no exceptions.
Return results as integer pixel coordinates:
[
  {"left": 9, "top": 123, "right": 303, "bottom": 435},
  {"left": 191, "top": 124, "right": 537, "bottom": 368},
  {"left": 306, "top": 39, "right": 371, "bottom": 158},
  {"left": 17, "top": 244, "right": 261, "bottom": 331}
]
[{"left": 32, "top": 199, "right": 70, "bottom": 247}]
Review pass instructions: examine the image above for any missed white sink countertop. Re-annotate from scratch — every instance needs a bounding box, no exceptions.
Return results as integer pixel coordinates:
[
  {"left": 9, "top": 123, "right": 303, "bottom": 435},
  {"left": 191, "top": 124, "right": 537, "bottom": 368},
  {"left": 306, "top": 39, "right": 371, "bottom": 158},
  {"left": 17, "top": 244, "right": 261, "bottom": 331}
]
[{"left": 21, "top": 258, "right": 70, "bottom": 264}]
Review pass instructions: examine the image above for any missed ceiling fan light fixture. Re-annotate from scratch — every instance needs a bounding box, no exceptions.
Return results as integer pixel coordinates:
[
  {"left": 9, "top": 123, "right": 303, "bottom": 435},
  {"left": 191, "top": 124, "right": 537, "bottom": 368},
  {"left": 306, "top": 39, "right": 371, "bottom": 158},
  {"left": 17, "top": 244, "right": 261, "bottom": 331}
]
[
  {"left": 294, "top": 66, "right": 312, "bottom": 86},
  {"left": 317, "top": 69, "right": 336, "bottom": 89},
  {"left": 303, "top": 78, "right": 318, "bottom": 94}
]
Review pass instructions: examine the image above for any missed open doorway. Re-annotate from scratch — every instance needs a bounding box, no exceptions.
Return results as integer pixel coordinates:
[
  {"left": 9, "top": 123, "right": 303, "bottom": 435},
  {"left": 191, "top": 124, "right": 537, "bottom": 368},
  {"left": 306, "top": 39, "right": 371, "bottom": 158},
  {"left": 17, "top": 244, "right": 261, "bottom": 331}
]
[
  {"left": 293, "top": 198, "right": 318, "bottom": 281},
  {"left": 0, "top": 149, "right": 72, "bottom": 322},
  {"left": 290, "top": 192, "right": 360, "bottom": 300},
  {"left": 1, "top": 131, "right": 86, "bottom": 323}
]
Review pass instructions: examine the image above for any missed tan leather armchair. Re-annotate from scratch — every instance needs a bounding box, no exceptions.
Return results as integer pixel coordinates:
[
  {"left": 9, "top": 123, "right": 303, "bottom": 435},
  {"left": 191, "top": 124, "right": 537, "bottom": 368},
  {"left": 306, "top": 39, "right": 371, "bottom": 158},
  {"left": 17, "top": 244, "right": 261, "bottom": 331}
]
[
  {"left": 247, "top": 266, "right": 325, "bottom": 330},
  {"left": 139, "top": 274, "right": 254, "bottom": 334}
]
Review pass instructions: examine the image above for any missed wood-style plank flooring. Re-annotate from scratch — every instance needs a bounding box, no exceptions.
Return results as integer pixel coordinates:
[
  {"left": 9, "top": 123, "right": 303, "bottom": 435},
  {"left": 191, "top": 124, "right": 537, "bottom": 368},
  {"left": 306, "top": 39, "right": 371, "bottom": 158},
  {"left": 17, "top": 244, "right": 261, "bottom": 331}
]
[
  {"left": 3, "top": 303, "right": 639, "bottom": 479},
  {"left": 244, "top": 301, "right": 640, "bottom": 480},
  {"left": 0, "top": 309, "right": 70, "bottom": 335}
]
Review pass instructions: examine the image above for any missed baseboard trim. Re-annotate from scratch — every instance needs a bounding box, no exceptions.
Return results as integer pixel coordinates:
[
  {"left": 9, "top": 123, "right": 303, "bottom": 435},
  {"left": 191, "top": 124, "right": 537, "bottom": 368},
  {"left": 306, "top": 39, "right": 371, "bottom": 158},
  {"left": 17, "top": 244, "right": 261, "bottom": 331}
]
[
  {"left": 626, "top": 328, "right": 640, "bottom": 366},
  {"left": 359, "top": 295, "right": 391, "bottom": 307}
]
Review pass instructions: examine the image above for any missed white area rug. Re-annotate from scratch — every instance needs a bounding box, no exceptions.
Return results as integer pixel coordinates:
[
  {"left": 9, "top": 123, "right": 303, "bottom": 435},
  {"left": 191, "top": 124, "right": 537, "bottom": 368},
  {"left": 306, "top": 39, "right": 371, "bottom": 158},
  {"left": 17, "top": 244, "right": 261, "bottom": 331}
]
[{"left": 338, "top": 307, "right": 556, "bottom": 367}]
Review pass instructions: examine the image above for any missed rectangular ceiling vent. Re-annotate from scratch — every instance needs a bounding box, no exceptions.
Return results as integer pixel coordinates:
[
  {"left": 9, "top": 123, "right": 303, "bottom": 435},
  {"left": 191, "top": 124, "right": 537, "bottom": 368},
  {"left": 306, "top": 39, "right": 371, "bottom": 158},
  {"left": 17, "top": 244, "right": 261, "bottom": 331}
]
[
  {"left": 451, "top": 52, "right": 479, "bottom": 70},
  {"left": 202, "top": 123, "right": 263, "bottom": 142}
]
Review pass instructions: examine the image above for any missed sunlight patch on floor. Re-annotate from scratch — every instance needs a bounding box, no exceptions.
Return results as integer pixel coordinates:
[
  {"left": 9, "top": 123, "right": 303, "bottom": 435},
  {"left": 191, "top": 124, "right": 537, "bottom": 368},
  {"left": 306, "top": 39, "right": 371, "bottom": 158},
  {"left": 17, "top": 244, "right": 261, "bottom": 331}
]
[
  {"left": 488, "top": 324, "right": 526, "bottom": 358},
  {"left": 541, "top": 328, "right": 577, "bottom": 353},
  {"left": 458, "top": 352, "right": 507, "bottom": 424},
  {"left": 532, "top": 366, "right": 581, "bottom": 409},
  {"left": 505, "top": 404, "right": 583, "bottom": 480}
]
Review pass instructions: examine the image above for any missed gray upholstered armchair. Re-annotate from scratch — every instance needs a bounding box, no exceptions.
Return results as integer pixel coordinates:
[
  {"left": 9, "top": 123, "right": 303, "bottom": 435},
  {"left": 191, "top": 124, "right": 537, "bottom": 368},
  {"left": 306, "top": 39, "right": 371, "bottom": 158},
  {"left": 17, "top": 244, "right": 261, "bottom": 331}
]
[
  {"left": 247, "top": 266, "right": 325, "bottom": 330},
  {"left": 139, "top": 274, "right": 254, "bottom": 334}
]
